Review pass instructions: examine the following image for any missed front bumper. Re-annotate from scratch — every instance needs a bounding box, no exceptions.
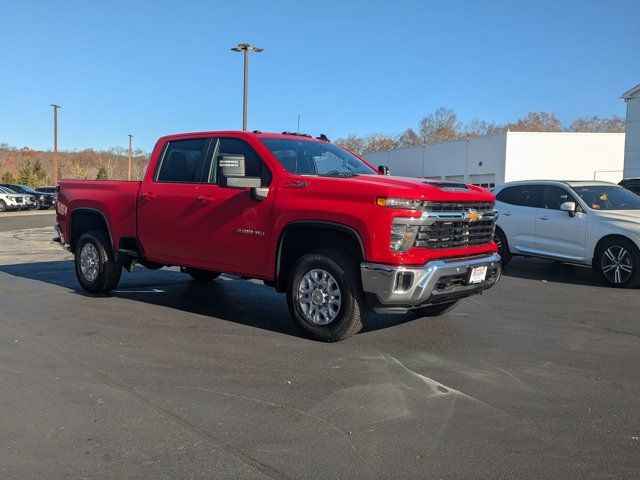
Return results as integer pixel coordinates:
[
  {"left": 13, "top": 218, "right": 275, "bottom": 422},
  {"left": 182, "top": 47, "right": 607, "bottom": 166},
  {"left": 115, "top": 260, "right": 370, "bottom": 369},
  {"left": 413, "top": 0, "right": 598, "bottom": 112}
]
[{"left": 361, "top": 252, "right": 501, "bottom": 312}]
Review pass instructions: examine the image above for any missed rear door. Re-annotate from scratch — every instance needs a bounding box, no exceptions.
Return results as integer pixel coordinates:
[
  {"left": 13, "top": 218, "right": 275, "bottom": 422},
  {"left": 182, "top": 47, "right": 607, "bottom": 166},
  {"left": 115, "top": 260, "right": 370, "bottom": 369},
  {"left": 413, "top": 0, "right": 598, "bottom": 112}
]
[
  {"left": 534, "top": 185, "right": 587, "bottom": 262},
  {"left": 136, "top": 137, "right": 214, "bottom": 263},
  {"left": 495, "top": 185, "right": 543, "bottom": 254}
]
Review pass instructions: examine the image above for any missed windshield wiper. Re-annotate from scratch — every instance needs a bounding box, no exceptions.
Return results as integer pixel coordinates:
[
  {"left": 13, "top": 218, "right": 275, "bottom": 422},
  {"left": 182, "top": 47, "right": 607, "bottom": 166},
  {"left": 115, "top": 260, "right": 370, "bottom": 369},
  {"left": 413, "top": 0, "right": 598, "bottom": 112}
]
[{"left": 319, "top": 172, "right": 359, "bottom": 178}]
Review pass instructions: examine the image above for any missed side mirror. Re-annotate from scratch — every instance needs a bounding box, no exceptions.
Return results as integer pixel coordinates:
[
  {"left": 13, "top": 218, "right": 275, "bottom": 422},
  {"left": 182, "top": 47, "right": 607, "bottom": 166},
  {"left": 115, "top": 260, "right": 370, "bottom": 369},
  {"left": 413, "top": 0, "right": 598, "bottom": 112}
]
[
  {"left": 560, "top": 201, "right": 576, "bottom": 217},
  {"left": 378, "top": 165, "right": 390, "bottom": 175},
  {"left": 218, "top": 154, "right": 261, "bottom": 189}
]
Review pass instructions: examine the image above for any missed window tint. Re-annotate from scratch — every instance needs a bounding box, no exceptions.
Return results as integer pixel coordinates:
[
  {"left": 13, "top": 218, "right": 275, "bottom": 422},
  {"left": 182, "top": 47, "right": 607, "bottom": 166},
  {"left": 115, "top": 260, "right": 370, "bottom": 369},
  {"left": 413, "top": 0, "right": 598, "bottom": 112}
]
[
  {"left": 496, "top": 185, "right": 544, "bottom": 208},
  {"left": 156, "top": 138, "right": 210, "bottom": 183},
  {"left": 543, "top": 186, "right": 574, "bottom": 210},
  {"left": 213, "top": 138, "right": 272, "bottom": 186}
]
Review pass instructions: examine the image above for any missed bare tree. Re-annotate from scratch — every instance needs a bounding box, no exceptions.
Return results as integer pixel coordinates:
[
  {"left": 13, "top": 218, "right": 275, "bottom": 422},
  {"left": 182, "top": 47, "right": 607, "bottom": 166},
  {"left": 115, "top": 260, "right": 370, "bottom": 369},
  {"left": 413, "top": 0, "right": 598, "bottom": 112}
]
[
  {"left": 507, "top": 111, "right": 563, "bottom": 132},
  {"left": 465, "top": 119, "right": 506, "bottom": 138},
  {"left": 397, "top": 128, "right": 422, "bottom": 148},
  {"left": 362, "top": 133, "right": 398, "bottom": 153},
  {"left": 335, "top": 134, "right": 366, "bottom": 155},
  {"left": 570, "top": 115, "right": 625, "bottom": 133},
  {"left": 419, "top": 107, "right": 463, "bottom": 144}
]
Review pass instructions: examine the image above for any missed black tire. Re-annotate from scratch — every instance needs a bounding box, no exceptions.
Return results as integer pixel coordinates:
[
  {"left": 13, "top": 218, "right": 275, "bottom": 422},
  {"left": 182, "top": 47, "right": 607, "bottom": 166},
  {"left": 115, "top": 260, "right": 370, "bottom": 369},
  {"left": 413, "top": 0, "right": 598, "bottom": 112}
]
[
  {"left": 286, "top": 250, "right": 367, "bottom": 342},
  {"left": 30, "top": 199, "right": 40, "bottom": 210},
  {"left": 74, "top": 230, "right": 122, "bottom": 294},
  {"left": 494, "top": 227, "right": 512, "bottom": 266},
  {"left": 410, "top": 300, "right": 461, "bottom": 318},
  {"left": 595, "top": 237, "right": 640, "bottom": 288},
  {"left": 0, "top": 200, "right": 6, "bottom": 212},
  {"left": 183, "top": 267, "right": 221, "bottom": 282}
]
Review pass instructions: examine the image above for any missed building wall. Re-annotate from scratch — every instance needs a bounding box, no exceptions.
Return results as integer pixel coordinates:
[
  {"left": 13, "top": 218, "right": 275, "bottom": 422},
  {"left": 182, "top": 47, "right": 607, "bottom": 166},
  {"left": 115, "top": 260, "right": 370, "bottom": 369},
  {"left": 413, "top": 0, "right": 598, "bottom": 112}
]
[
  {"left": 504, "top": 132, "right": 625, "bottom": 183},
  {"left": 623, "top": 96, "right": 640, "bottom": 178},
  {"left": 362, "top": 132, "right": 624, "bottom": 185}
]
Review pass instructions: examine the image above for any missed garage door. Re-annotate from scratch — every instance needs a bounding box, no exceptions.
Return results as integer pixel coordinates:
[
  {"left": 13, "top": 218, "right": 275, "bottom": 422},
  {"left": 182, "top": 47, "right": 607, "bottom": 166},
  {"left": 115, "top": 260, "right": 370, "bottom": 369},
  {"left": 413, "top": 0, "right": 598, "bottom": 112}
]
[
  {"left": 445, "top": 175, "right": 465, "bottom": 183},
  {"left": 469, "top": 174, "right": 496, "bottom": 189}
]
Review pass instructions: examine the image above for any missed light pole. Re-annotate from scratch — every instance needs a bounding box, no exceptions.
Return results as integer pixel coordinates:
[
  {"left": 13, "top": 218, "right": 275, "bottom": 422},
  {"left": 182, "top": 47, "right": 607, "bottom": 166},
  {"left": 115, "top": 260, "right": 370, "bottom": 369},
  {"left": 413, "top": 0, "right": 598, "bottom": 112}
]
[
  {"left": 50, "top": 104, "right": 61, "bottom": 184},
  {"left": 127, "top": 134, "right": 133, "bottom": 180},
  {"left": 231, "top": 43, "right": 263, "bottom": 131}
]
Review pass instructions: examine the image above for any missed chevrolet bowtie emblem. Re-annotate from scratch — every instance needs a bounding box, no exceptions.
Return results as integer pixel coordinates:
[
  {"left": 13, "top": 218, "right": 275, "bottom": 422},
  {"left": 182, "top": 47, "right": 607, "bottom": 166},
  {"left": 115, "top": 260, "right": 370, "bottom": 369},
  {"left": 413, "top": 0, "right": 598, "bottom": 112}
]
[{"left": 464, "top": 209, "right": 481, "bottom": 222}]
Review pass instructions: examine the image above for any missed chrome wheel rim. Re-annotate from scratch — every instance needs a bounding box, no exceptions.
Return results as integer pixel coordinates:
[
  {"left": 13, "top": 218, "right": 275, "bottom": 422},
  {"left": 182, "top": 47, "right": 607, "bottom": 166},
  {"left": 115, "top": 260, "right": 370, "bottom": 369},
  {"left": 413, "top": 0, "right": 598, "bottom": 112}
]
[
  {"left": 298, "top": 269, "right": 341, "bottom": 325},
  {"left": 601, "top": 246, "right": 633, "bottom": 285},
  {"left": 80, "top": 243, "right": 100, "bottom": 282}
]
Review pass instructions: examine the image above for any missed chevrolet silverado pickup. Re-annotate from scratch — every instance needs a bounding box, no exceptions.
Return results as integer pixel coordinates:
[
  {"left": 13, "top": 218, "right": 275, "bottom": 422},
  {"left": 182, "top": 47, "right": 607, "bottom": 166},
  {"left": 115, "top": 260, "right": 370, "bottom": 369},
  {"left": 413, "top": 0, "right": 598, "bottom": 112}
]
[{"left": 56, "top": 131, "right": 501, "bottom": 341}]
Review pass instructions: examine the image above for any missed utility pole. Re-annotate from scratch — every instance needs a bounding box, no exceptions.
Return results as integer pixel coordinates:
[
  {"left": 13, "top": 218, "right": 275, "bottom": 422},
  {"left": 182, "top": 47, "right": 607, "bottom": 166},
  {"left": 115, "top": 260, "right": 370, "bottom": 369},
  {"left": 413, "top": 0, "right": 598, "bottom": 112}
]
[
  {"left": 297, "top": 114, "right": 300, "bottom": 133},
  {"left": 128, "top": 134, "right": 133, "bottom": 181},
  {"left": 50, "top": 104, "right": 61, "bottom": 184},
  {"left": 231, "top": 43, "right": 263, "bottom": 131}
]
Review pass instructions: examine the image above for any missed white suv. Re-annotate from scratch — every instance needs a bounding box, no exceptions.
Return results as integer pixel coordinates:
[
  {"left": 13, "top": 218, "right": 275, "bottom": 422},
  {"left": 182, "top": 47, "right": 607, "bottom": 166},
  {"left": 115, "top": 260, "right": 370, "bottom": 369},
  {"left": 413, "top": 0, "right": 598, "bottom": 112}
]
[{"left": 493, "top": 180, "right": 640, "bottom": 288}]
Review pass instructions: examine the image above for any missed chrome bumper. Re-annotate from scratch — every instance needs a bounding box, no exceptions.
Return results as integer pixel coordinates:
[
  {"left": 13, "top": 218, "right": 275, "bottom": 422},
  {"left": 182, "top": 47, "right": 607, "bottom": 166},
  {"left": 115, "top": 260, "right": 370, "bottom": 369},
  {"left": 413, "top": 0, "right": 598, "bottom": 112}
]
[{"left": 361, "top": 252, "right": 501, "bottom": 311}]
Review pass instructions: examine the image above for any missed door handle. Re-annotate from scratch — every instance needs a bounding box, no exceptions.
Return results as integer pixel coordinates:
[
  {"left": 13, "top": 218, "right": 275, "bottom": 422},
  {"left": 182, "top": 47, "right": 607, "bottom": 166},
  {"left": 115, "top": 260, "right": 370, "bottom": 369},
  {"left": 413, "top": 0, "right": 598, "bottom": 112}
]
[
  {"left": 141, "top": 192, "right": 156, "bottom": 200},
  {"left": 503, "top": 211, "right": 512, "bottom": 216},
  {"left": 539, "top": 215, "right": 549, "bottom": 220},
  {"left": 197, "top": 195, "right": 216, "bottom": 204}
]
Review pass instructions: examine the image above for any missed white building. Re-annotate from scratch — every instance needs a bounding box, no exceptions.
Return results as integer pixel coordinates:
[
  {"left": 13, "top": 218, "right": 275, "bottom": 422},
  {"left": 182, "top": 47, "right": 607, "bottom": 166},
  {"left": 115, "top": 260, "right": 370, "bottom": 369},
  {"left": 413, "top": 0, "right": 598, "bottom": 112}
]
[
  {"left": 363, "top": 131, "right": 625, "bottom": 187},
  {"left": 622, "top": 83, "right": 640, "bottom": 179}
]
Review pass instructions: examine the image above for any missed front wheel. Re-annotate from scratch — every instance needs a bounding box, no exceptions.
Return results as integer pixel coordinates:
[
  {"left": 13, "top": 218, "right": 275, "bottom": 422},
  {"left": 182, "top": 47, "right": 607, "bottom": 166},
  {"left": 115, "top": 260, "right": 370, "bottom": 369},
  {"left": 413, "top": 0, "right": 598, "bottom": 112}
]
[
  {"left": 595, "top": 238, "right": 640, "bottom": 288},
  {"left": 494, "top": 228, "right": 512, "bottom": 266},
  {"left": 410, "top": 300, "right": 461, "bottom": 318},
  {"left": 286, "top": 250, "right": 367, "bottom": 342},
  {"left": 75, "top": 230, "right": 122, "bottom": 294}
]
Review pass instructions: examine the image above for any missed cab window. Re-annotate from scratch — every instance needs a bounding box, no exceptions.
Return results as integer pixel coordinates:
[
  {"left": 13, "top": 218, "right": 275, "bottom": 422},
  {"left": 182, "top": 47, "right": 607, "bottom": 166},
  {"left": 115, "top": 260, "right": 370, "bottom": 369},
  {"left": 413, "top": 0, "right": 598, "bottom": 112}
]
[
  {"left": 156, "top": 138, "right": 211, "bottom": 183},
  {"left": 207, "top": 138, "right": 272, "bottom": 186},
  {"left": 543, "top": 186, "right": 577, "bottom": 210},
  {"left": 496, "top": 185, "right": 544, "bottom": 208}
]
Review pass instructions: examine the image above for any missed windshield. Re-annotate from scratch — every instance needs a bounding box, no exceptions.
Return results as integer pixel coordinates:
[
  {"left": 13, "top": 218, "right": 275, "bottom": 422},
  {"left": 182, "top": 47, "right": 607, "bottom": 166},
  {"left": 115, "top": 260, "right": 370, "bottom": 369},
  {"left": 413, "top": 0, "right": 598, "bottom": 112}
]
[
  {"left": 0, "top": 187, "right": 17, "bottom": 194},
  {"left": 260, "top": 138, "right": 376, "bottom": 177},
  {"left": 571, "top": 185, "right": 640, "bottom": 210}
]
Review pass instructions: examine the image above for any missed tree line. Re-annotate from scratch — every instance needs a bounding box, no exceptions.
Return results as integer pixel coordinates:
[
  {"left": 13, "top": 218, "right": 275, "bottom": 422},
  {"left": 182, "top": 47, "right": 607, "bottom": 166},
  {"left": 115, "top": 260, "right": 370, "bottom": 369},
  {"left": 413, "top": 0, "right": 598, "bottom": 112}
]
[
  {"left": 335, "top": 108, "right": 626, "bottom": 154},
  {"left": 0, "top": 142, "right": 149, "bottom": 188}
]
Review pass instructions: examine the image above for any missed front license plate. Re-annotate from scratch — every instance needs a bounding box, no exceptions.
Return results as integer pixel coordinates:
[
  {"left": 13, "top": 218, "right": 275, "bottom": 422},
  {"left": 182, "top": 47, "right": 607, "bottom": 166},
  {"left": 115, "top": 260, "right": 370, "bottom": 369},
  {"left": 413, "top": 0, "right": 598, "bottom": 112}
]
[{"left": 468, "top": 266, "right": 488, "bottom": 284}]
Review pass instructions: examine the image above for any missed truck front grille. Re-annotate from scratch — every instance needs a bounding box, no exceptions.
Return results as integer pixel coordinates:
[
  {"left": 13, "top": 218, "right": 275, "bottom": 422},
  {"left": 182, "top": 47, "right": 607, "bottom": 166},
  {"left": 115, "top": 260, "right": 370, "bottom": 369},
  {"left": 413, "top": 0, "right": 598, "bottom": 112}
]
[{"left": 414, "top": 202, "right": 496, "bottom": 249}]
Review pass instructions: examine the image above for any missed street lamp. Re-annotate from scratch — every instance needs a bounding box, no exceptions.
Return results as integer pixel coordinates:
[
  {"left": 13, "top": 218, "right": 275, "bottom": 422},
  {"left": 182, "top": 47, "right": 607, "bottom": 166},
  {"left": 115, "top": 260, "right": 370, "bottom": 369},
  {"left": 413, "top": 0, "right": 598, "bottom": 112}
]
[{"left": 231, "top": 43, "right": 263, "bottom": 131}]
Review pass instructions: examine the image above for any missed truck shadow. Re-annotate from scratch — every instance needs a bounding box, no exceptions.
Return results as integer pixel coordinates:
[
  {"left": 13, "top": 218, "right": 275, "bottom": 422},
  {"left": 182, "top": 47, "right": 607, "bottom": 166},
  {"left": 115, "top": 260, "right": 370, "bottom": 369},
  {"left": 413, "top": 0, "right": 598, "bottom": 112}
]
[
  {"left": 501, "top": 257, "right": 603, "bottom": 287},
  {"left": 0, "top": 260, "right": 418, "bottom": 339}
]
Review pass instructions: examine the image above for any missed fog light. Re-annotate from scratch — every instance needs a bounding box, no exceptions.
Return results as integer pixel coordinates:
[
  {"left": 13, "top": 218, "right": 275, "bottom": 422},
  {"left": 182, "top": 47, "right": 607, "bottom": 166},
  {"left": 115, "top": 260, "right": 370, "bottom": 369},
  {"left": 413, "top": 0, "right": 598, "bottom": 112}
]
[{"left": 394, "top": 271, "right": 414, "bottom": 292}]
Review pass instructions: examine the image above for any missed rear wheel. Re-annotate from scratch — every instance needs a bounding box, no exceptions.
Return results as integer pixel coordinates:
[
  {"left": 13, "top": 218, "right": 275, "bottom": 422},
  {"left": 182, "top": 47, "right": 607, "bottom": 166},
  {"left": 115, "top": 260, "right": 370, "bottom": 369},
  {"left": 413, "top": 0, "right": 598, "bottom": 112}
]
[
  {"left": 75, "top": 230, "right": 122, "bottom": 294},
  {"left": 410, "top": 300, "right": 461, "bottom": 318},
  {"left": 494, "top": 227, "right": 512, "bottom": 266},
  {"left": 286, "top": 250, "right": 366, "bottom": 342},
  {"left": 595, "top": 237, "right": 640, "bottom": 288},
  {"left": 183, "top": 267, "right": 221, "bottom": 282}
]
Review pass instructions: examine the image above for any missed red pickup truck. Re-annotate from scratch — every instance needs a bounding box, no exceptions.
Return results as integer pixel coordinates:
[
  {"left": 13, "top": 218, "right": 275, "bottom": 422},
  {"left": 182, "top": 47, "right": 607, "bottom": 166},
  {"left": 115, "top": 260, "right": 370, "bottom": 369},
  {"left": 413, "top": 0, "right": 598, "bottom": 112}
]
[{"left": 56, "top": 130, "right": 501, "bottom": 341}]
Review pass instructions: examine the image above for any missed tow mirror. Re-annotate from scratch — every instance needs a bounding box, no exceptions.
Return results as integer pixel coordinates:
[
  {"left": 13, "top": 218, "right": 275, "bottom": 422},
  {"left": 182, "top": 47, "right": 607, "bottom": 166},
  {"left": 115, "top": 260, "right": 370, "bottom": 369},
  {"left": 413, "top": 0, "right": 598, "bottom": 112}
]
[
  {"left": 218, "top": 154, "right": 261, "bottom": 189},
  {"left": 560, "top": 201, "right": 576, "bottom": 217},
  {"left": 378, "top": 165, "right": 390, "bottom": 175}
]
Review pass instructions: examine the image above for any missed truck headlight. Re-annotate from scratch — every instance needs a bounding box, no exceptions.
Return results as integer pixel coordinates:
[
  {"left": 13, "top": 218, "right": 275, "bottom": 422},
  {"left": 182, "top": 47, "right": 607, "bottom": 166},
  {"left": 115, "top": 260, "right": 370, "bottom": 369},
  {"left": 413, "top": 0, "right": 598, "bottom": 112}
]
[
  {"left": 377, "top": 197, "right": 422, "bottom": 210},
  {"left": 390, "top": 221, "right": 419, "bottom": 252}
]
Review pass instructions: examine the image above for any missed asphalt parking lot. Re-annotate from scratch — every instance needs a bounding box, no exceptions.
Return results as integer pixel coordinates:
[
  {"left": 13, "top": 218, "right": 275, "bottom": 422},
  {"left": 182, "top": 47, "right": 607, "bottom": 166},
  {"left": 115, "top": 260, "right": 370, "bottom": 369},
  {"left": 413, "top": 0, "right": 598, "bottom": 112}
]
[{"left": 1, "top": 213, "right": 639, "bottom": 479}]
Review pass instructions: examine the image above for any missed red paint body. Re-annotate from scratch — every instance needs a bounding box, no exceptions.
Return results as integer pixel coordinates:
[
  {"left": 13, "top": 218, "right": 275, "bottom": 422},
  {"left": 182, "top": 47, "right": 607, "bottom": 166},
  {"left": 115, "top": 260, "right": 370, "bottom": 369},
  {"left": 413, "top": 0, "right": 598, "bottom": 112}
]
[{"left": 57, "top": 131, "right": 497, "bottom": 280}]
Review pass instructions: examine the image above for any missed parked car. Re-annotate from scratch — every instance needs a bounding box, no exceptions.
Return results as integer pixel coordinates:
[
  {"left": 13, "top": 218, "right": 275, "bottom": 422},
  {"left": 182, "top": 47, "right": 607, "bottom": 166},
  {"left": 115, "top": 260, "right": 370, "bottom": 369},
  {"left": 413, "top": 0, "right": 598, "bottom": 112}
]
[
  {"left": 0, "top": 186, "right": 36, "bottom": 210},
  {"left": 493, "top": 180, "right": 640, "bottom": 288},
  {"left": 56, "top": 130, "right": 501, "bottom": 341},
  {"left": 0, "top": 186, "right": 25, "bottom": 212},
  {"left": 0, "top": 184, "right": 56, "bottom": 209},
  {"left": 619, "top": 178, "right": 640, "bottom": 196}
]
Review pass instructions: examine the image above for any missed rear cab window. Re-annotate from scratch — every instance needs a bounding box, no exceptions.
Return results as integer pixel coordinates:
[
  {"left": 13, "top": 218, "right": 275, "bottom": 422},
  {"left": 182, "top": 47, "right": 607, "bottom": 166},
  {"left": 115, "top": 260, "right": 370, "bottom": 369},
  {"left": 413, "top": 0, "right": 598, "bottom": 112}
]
[{"left": 155, "top": 138, "right": 211, "bottom": 183}]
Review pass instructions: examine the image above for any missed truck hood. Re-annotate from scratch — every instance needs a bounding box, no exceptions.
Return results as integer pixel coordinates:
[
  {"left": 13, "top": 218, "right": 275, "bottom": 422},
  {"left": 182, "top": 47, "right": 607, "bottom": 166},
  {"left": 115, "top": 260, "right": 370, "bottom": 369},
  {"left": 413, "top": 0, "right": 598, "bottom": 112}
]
[{"left": 315, "top": 174, "right": 495, "bottom": 202}]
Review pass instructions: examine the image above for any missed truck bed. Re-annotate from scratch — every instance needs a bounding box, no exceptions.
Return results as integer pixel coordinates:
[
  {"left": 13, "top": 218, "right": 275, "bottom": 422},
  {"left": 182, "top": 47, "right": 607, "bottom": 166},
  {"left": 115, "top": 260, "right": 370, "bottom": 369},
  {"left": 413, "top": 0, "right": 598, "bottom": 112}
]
[{"left": 57, "top": 180, "right": 141, "bottom": 250}]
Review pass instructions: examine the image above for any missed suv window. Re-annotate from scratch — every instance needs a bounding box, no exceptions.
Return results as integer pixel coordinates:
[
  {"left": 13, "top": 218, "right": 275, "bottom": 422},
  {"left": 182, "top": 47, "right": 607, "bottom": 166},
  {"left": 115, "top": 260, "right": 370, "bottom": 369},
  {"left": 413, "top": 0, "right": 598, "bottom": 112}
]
[
  {"left": 543, "top": 186, "right": 575, "bottom": 210},
  {"left": 156, "top": 138, "right": 210, "bottom": 183},
  {"left": 496, "top": 185, "right": 544, "bottom": 208},
  {"left": 208, "top": 138, "right": 272, "bottom": 186}
]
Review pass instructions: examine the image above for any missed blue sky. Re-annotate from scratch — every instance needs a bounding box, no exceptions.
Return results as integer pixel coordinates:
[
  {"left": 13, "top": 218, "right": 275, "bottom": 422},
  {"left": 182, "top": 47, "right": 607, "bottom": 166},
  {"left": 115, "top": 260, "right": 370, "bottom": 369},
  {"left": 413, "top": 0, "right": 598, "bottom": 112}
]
[{"left": 1, "top": 0, "right": 638, "bottom": 152}]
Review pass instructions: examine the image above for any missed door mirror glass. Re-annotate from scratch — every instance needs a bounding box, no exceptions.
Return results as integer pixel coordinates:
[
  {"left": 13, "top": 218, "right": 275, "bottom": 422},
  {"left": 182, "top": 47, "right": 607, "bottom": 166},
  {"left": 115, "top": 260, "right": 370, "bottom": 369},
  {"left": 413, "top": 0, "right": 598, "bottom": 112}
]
[
  {"left": 378, "top": 165, "right": 390, "bottom": 175},
  {"left": 218, "top": 154, "right": 261, "bottom": 189},
  {"left": 560, "top": 201, "right": 576, "bottom": 216}
]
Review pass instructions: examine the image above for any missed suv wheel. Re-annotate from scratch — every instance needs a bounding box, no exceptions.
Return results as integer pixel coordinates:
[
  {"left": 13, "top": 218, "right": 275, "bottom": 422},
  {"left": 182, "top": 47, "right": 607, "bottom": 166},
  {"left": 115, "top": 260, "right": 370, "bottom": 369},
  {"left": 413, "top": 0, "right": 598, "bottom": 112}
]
[
  {"left": 183, "top": 267, "right": 221, "bottom": 282},
  {"left": 0, "top": 200, "right": 6, "bottom": 212},
  {"left": 494, "top": 227, "right": 512, "bottom": 266},
  {"left": 410, "top": 300, "right": 461, "bottom": 317},
  {"left": 75, "top": 230, "right": 122, "bottom": 294},
  {"left": 286, "top": 250, "right": 367, "bottom": 342},
  {"left": 595, "top": 237, "right": 640, "bottom": 288}
]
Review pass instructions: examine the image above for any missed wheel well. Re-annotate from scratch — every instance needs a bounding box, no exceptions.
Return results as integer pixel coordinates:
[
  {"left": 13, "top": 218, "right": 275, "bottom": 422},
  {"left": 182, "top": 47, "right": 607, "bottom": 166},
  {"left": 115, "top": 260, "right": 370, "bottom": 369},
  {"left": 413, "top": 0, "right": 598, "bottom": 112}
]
[
  {"left": 276, "top": 224, "right": 364, "bottom": 292},
  {"left": 69, "top": 210, "right": 112, "bottom": 253},
  {"left": 593, "top": 234, "right": 640, "bottom": 265}
]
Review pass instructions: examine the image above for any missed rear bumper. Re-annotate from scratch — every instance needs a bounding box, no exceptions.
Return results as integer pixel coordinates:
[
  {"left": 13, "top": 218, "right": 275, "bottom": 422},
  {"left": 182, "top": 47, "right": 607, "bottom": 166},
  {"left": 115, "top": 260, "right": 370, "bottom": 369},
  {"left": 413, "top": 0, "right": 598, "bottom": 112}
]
[{"left": 361, "top": 252, "right": 501, "bottom": 312}]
